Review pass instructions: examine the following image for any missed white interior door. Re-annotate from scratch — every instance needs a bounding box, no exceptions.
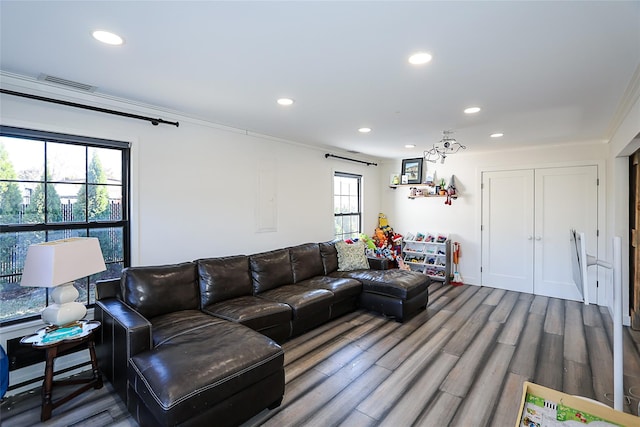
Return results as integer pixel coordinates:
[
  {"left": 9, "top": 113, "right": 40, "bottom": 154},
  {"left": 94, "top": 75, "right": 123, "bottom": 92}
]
[
  {"left": 481, "top": 170, "right": 534, "bottom": 293},
  {"left": 482, "top": 165, "right": 598, "bottom": 302},
  {"left": 534, "top": 166, "right": 598, "bottom": 301}
]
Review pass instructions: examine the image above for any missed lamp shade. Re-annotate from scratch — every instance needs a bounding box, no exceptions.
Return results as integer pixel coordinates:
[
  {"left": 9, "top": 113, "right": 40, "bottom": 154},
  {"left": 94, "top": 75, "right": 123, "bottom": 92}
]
[{"left": 20, "top": 237, "right": 106, "bottom": 288}]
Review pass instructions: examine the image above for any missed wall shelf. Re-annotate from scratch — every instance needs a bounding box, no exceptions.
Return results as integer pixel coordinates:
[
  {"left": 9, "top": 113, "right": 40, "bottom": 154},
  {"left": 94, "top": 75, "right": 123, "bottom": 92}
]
[
  {"left": 390, "top": 184, "right": 448, "bottom": 198},
  {"left": 408, "top": 194, "right": 446, "bottom": 199}
]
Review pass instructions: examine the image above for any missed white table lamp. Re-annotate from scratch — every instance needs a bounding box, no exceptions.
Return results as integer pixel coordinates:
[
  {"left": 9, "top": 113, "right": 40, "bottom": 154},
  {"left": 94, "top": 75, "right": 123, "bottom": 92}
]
[{"left": 21, "top": 237, "right": 106, "bottom": 326}]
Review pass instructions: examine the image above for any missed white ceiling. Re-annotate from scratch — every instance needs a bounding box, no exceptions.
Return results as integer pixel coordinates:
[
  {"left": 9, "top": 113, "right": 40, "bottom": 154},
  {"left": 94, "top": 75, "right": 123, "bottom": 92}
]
[{"left": 1, "top": 1, "right": 639, "bottom": 159}]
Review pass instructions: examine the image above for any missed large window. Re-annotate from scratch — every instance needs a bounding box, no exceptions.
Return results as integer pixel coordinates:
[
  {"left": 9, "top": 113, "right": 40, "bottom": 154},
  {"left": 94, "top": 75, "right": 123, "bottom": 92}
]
[
  {"left": 333, "top": 172, "right": 362, "bottom": 240},
  {"left": 0, "top": 126, "right": 130, "bottom": 325}
]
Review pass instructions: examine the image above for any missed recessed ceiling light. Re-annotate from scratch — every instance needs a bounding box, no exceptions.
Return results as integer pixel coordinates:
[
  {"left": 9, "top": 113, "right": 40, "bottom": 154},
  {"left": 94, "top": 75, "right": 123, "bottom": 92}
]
[
  {"left": 405, "top": 144, "right": 416, "bottom": 148},
  {"left": 490, "top": 133, "right": 504, "bottom": 138},
  {"left": 408, "top": 52, "right": 433, "bottom": 65},
  {"left": 92, "top": 30, "right": 124, "bottom": 46},
  {"left": 358, "top": 127, "right": 371, "bottom": 133},
  {"left": 277, "top": 98, "right": 294, "bottom": 106},
  {"left": 464, "top": 107, "right": 481, "bottom": 114}
]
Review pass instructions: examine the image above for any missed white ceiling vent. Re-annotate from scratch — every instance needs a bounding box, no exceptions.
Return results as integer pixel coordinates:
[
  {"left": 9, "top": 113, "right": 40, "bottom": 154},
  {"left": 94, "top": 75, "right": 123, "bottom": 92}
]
[{"left": 37, "top": 74, "right": 97, "bottom": 92}]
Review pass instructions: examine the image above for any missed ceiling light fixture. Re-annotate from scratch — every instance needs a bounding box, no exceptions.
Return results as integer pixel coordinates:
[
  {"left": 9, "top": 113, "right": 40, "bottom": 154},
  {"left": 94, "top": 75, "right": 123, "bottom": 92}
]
[
  {"left": 405, "top": 144, "right": 416, "bottom": 149},
  {"left": 92, "top": 30, "right": 124, "bottom": 46},
  {"left": 424, "top": 130, "right": 466, "bottom": 164},
  {"left": 490, "top": 133, "right": 504, "bottom": 138},
  {"left": 408, "top": 52, "right": 433, "bottom": 65},
  {"left": 464, "top": 106, "right": 481, "bottom": 114},
  {"left": 277, "top": 98, "right": 294, "bottom": 106},
  {"left": 358, "top": 127, "right": 371, "bottom": 133}
]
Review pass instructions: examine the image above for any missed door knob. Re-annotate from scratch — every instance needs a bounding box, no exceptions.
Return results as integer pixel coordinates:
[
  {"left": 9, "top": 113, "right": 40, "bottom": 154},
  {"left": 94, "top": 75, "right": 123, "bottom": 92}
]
[
  {"left": 528, "top": 236, "right": 533, "bottom": 240},
  {"left": 535, "top": 236, "right": 542, "bottom": 241}
]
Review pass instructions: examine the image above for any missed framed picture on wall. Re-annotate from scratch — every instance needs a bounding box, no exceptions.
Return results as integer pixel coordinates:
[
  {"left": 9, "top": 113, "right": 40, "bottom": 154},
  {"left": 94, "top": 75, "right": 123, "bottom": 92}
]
[{"left": 401, "top": 158, "right": 423, "bottom": 184}]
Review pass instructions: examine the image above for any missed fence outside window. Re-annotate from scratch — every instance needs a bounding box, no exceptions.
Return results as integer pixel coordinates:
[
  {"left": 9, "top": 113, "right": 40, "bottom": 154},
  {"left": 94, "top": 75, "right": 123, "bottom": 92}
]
[{"left": 0, "top": 126, "right": 130, "bottom": 325}]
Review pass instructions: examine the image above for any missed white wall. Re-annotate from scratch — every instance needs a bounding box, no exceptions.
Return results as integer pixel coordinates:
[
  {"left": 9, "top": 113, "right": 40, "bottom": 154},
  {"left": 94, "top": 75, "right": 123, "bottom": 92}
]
[
  {"left": 0, "top": 75, "right": 382, "bottom": 394},
  {"left": 606, "top": 83, "right": 640, "bottom": 324},
  {"left": 0, "top": 75, "right": 382, "bottom": 266},
  {"left": 380, "top": 142, "right": 609, "bottom": 289},
  {"left": 2, "top": 72, "right": 637, "bottom": 394}
]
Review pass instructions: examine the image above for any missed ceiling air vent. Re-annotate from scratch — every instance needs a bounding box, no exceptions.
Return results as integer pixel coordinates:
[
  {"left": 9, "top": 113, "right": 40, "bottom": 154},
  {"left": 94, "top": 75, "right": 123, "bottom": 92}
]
[{"left": 37, "top": 74, "right": 97, "bottom": 92}]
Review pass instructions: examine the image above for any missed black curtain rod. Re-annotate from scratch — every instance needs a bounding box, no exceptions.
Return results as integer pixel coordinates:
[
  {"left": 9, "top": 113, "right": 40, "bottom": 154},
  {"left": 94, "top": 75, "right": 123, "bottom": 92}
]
[
  {"left": 0, "top": 88, "right": 179, "bottom": 127},
  {"left": 325, "top": 153, "right": 377, "bottom": 166}
]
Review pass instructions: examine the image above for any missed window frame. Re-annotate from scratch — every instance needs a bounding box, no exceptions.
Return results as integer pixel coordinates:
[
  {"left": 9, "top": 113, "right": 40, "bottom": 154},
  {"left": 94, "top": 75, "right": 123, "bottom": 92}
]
[
  {"left": 0, "top": 125, "right": 131, "bottom": 327},
  {"left": 333, "top": 171, "right": 362, "bottom": 240}
]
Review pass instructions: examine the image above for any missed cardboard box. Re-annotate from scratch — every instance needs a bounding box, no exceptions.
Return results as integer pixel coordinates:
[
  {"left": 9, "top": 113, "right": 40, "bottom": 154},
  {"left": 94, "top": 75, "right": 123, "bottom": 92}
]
[{"left": 516, "top": 382, "right": 639, "bottom": 427}]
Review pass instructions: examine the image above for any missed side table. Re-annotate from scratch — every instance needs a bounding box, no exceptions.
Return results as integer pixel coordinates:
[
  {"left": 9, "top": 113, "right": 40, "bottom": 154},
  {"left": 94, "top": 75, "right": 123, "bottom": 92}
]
[{"left": 20, "top": 320, "right": 103, "bottom": 421}]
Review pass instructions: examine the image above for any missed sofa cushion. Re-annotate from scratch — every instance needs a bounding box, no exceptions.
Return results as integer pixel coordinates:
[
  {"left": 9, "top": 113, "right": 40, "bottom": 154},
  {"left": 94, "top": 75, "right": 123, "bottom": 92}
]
[
  {"left": 289, "top": 243, "right": 325, "bottom": 282},
  {"left": 258, "top": 284, "right": 333, "bottom": 320},
  {"left": 197, "top": 256, "right": 252, "bottom": 307},
  {"left": 335, "top": 240, "right": 369, "bottom": 271},
  {"left": 121, "top": 262, "right": 199, "bottom": 319},
  {"left": 319, "top": 241, "right": 339, "bottom": 274},
  {"left": 149, "top": 310, "right": 217, "bottom": 347},
  {"left": 129, "top": 316, "right": 283, "bottom": 426},
  {"left": 202, "top": 296, "right": 291, "bottom": 333},
  {"left": 250, "top": 249, "right": 294, "bottom": 293},
  {"left": 296, "top": 276, "right": 362, "bottom": 300}
]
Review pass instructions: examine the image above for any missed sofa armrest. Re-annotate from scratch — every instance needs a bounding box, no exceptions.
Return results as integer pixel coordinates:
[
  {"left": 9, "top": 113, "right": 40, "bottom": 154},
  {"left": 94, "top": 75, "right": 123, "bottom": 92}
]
[
  {"left": 96, "top": 278, "right": 121, "bottom": 301},
  {"left": 94, "top": 297, "right": 152, "bottom": 404},
  {"left": 367, "top": 257, "right": 390, "bottom": 270}
]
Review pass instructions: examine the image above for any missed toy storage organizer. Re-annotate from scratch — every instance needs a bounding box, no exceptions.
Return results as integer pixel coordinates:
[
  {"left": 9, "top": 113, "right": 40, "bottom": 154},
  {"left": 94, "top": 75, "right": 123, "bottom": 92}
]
[{"left": 402, "top": 232, "right": 451, "bottom": 285}]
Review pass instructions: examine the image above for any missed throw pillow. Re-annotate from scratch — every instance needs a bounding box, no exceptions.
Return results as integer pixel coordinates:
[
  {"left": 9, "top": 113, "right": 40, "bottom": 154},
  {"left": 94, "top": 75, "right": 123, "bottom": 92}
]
[{"left": 336, "top": 240, "right": 369, "bottom": 271}]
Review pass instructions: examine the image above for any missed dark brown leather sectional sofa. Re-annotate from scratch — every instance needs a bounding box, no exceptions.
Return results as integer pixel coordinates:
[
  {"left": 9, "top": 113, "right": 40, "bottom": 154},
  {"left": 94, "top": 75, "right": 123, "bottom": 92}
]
[{"left": 94, "top": 241, "right": 430, "bottom": 426}]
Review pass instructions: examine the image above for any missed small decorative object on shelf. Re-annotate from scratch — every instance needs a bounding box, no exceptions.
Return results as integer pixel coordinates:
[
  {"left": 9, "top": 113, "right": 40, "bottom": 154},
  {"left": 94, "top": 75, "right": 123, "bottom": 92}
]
[
  {"left": 401, "top": 158, "right": 423, "bottom": 184},
  {"left": 445, "top": 175, "right": 459, "bottom": 205},
  {"left": 402, "top": 232, "right": 451, "bottom": 284},
  {"left": 392, "top": 174, "right": 460, "bottom": 204}
]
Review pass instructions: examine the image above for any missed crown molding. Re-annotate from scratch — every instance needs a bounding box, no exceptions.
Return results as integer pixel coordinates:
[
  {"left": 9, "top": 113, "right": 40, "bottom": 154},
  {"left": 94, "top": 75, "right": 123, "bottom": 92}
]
[{"left": 607, "top": 62, "right": 640, "bottom": 140}]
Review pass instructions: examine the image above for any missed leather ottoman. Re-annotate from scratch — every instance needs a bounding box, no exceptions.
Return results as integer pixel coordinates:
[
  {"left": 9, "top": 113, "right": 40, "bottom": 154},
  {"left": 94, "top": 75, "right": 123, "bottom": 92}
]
[
  {"left": 127, "top": 314, "right": 284, "bottom": 427},
  {"left": 332, "top": 269, "right": 429, "bottom": 322}
]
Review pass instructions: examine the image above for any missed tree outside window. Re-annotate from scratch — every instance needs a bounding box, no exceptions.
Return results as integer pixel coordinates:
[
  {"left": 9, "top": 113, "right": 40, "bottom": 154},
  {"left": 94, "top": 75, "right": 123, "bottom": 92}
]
[{"left": 0, "top": 128, "right": 129, "bottom": 324}]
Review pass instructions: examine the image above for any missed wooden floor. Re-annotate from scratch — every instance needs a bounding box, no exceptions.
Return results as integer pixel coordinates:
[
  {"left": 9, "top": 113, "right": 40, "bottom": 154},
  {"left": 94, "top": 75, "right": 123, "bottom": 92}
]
[{"left": 2, "top": 283, "right": 640, "bottom": 426}]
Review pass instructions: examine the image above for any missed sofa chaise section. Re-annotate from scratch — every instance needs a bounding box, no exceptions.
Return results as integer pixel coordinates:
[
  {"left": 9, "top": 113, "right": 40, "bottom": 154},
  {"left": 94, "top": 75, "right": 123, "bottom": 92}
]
[
  {"left": 95, "top": 262, "right": 284, "bottom": 427},
  {"left": 128, "top": 312, "right": 284, "bottom": 427}
]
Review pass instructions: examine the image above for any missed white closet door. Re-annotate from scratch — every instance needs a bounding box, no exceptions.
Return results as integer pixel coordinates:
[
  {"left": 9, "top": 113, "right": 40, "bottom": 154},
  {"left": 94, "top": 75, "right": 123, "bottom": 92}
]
[
  {"left": 481, "top": 169, "right": 534, "bottom": 293},
  {"left": 534, "top": 166, "right": 598, "bottom": 301}
]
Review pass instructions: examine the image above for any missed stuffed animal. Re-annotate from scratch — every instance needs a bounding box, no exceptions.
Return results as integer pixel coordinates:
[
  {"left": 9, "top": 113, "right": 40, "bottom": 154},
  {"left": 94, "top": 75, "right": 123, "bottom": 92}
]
[
  {"left": 378, "top": 213, "right": 389, "bottom": 228},
  {"left": 374, "top": 227, "right": 387, "bottom": 246},
  {"left": 445, "top": 175, "right": 458, "bottom": 205},
  {"left": 359, "top": 233, "right": 376, "bottom": 251},
  {"left": 397, "top": 257, "right": 411, "bottom": 271}
]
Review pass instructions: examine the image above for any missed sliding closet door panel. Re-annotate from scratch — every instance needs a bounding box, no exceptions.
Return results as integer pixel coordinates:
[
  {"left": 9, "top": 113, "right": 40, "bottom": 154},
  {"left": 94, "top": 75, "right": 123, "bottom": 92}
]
[
  {"left": 481, "top": 170, "right": 534, "bottom": 293},
  {"left": 534, "top": 166, "right": 598, "bottom": 301}
]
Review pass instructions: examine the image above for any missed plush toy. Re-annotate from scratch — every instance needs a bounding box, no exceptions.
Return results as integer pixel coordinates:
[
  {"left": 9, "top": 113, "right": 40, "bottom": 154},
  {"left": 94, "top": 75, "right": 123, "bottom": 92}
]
[
  {"left": 374, "top": 227, "right": 386, "bottom": 246},
  {"left": 359, "top": 233, "right": 376, "bottom": 251},
  {"left": 397, "top": 257, "right": 411, "bottom": 271},
  {"left": 369, "top": 215, "right": 404, "bottom": 262},
  {"left": 378, "top": 213, "right": 389, "bottom": 228},
  {"left": 445, "top": 175, "right": 458, "bottom": 205}
]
